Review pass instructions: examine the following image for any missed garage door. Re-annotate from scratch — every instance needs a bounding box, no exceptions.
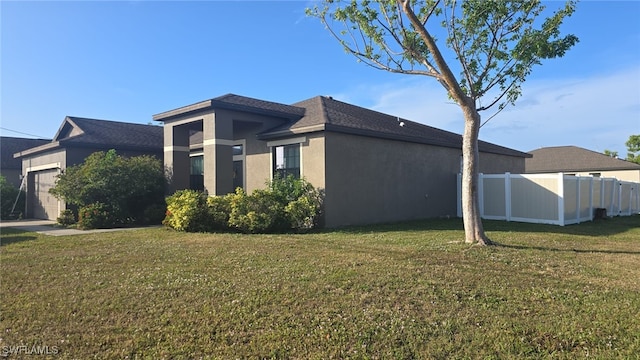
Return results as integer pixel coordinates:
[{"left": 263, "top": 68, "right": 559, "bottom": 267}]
[{"left": 31, "top": 169, "right": 59, "bottom": 220}]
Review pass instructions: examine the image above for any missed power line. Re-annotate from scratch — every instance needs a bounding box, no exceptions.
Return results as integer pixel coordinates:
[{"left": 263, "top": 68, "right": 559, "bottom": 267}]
[{"left": 0, "top": 126, "right": 48, "bottom": 139}]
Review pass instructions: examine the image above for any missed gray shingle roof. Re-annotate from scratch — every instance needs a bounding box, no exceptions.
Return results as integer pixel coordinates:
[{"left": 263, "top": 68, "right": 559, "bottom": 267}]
[
  {"left": 1, "top": 137, "right": 51, "bottom": 169},
  {"left": 260, "top": 96, "right": 530, "bottom": 158},
  {"left": 153, "top": 93, "right": 305, "bottom": 122},
  {"left": 525, "top": 146, "right": 640, "bottom": 173},
  {"left": 14, "top": 117, "right": 163, "bottom": 159},
  {"left": 154, "top": 93, "right": 530, "bottom": 158},
  {"left": 61, "top": 117, "right": 163, "bottom": 150}
]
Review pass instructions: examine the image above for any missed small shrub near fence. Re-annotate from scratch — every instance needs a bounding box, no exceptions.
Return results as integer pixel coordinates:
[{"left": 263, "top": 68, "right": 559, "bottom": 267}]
[{"left": 164, "top": 176, "right": 323, "bottom": 233}]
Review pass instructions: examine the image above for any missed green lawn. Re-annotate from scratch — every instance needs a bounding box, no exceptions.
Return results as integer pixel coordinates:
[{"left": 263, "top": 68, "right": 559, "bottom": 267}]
[{"left": 1, "top": 216, "right": 639, "bottom": 359}]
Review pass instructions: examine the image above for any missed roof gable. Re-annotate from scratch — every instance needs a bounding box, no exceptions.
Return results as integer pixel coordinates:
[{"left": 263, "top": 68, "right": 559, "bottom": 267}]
[
  {"left": 526, "top": 146, "right": 640, "bottom": 173},
  {"left": 14, "top": 117, "right": 163, "bottom": 159},
  {"left": 61, "top": 117, "right": 163, "bottom": 150}
]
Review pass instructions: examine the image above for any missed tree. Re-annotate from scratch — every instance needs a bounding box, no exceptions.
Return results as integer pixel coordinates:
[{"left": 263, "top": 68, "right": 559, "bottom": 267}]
[
  {"left": 603, "top": 149, "right": 618, "bottom": 158},
  {"left": 626, "top": 134, "right": 640, "bottom": 164},
  {"left": 307, "top": 0, "right": 578, "bottom": 244},
  {"left": 0, "top": 175, "right": 24, "bottom": 220},
  {"left": 50, "top": 150, "right": 166, "bottom": 227}
]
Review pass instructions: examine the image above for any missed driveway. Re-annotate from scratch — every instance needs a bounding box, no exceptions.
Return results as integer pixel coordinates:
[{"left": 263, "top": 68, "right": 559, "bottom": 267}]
[{"left": 0, "top": 219, "right": 155, "bottom": 236}]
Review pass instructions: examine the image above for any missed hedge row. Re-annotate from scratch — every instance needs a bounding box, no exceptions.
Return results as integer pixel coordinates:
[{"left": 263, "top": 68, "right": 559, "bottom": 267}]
[{"left": 163, "top": 176, "right": 323, "bottom": 233}]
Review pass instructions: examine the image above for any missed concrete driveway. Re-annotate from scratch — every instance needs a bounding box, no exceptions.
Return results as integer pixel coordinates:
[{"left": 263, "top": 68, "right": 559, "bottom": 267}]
[{"left": 0, "top": 219, "right": 155, "bottom": 236}]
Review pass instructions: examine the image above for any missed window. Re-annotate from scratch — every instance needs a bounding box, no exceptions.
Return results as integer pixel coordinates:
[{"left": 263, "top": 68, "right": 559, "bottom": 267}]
[
  {"left": 190, "top": 155, "right": 204, "bottom": 191},
  {"left": 233, "top": 144, "right": 243, "bottom": 156},
  {"left": 191, "top": 155, "right": 203, "bottom": 176},
  {"left": 273, "top": 144, "right": 300, "bottom": 179}
]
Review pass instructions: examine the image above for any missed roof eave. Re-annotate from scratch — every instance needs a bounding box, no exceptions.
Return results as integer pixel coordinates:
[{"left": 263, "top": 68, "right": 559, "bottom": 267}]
[
  {"left": 153, "top": 99, "right": 304, "bottom": 123},
  {"left": 13, "top": 141, "right": 60, "bottom": 159}
]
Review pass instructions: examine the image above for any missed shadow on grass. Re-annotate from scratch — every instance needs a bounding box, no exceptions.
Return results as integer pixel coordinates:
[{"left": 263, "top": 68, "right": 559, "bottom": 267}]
[
  {"left": 0, "top": 228, "right": 38, "bottom": 246},
  {"left": 329, "top": 215, "right": 639, "bottom": 238},
  {"left": 492, "top": 242, "right": 640, "bottom": 255},
  {"left": 483, "top": 215, "right": 640, "bottom": 237}
]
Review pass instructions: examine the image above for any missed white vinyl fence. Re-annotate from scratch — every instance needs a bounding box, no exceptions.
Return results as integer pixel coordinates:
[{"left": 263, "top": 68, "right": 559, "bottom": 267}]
[{"left": 457, "top": 173, "right": 640, "bottom": 226}]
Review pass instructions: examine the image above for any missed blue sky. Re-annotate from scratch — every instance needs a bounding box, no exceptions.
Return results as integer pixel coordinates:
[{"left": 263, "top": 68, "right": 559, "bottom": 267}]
[{"left": 2, "top": 1, "right": 639, "bottom": 156}]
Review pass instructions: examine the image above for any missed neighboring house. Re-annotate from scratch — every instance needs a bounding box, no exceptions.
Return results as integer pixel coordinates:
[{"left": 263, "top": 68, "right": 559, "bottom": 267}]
[
  {"left": 526, "top": 146, "right": 640, "bottom": 182},
  {"left": 1, "top": 137, "right": 51, "bottom": 188},
  {"left": 13, "top": 117, "right": 163, "bottom": 220},
  {"left": 154, "top": 93, "right": 530, "bottom": 227}
]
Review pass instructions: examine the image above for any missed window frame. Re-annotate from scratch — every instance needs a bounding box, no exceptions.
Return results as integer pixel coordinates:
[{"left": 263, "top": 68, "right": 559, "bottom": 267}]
[{"left": 267, "top": 137, "right": 306, "bottom": 180}]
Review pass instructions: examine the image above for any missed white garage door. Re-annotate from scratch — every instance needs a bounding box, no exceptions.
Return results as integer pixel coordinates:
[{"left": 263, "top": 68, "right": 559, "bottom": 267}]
[{"left": 32, "top": 169, "right": 59, "bottom": 220}]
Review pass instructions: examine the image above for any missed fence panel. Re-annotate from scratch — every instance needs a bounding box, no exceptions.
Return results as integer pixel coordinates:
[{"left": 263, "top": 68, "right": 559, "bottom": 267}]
[{"left": 457, "top": 173, "right": 639, "bottom": 226}]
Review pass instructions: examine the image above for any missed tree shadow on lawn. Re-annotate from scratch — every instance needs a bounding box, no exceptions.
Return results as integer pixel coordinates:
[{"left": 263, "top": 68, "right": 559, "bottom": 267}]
[
  {"left": 329, "top": 215, "right": 639, "bottom": 238},
  {"left": 491, "top": 242, "right": 640, "bottom": 255},
  {"left": 0, "top": 228, "right": 39, "bottom": 246},
  {"left": 483, "top": 215, "right": 640, "bottom": 238}
]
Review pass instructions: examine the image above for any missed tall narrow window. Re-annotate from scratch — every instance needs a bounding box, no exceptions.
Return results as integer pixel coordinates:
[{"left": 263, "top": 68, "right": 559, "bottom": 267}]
[
  {"left": 273, "top": 144, "right": 300, "bottom": 179},
  {"left": 190, "top": 155, "right": 204, "bottom": 191}
]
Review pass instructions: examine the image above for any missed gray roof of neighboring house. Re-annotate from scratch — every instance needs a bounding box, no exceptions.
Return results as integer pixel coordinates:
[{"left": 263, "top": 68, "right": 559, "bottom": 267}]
[
  {"left": 59, "top": 117, "right": 163, "bottom": 149},
  {"left": 525, "top": 146, "right": 640, "bottom": 173},
  {"left": 14, "top": 117, "right": 163, "bottom": 158},
  {"left": 1, "top": 137, "right": 51, "bottom": 169}
]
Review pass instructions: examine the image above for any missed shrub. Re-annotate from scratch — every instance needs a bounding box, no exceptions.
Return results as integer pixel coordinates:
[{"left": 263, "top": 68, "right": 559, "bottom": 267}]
[
  {"left": 207, "top": 194, "right": 232, "bottom": 231},
  {"left": 229, "top": 176, "right": 323, "bottom": 233},
  {"left": 229, "top": 188, "right": 287, "bottom": 234},
  {"left": 78, "top": 202, "right": 117, "bottom": 230},
  {"left": 285, "top": 193, "right": 323, "bottom": 231},
  {"left": 163, "top": 190, "right": 212, "bottom": 232},
  {"left": 142, "top": 202, "right": 167, "bottom": 225},
  {"left": 164, "top": 176, "right": 323, "bottom": 234},
  {"left": 0, "top": 175, "right": 24, "bottom": 219},
  {"left": 56, "top": 209, "right": 76, "bottom": 226},
  {"left": 50, "top": 149, "right": 166, "bottom": 228}
]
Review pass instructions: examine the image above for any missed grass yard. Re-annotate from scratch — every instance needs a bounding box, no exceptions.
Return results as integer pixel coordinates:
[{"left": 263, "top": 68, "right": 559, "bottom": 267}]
[{"left": 1, "top": 216, "right": 639, "bottom": 359}]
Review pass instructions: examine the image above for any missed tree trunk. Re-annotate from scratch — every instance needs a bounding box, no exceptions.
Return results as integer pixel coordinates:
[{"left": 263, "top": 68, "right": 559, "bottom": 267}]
[{"left": 460, "top": 101, "right": 492, "bottom": 245}]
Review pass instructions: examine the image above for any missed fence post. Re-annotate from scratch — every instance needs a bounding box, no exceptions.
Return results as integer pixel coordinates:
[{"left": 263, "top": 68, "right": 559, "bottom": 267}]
[
  {"left": 557, "top": 172, "right": 565, "bottom": 226},
  {"left": 505, "top": 172, "right": 511, "bottom": 222},
  {"left": 576, "top": 175, "right": 581, "bottom": 224},
  {"left": 479, "top": 173, "right": 484, "bottom": 218},
  {"left": 617, "top": 181, "right": 622, "bottom": 216}
]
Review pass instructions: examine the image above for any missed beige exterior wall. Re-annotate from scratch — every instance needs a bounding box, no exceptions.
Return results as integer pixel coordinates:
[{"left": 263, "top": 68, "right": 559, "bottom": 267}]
[
  {"left": 572, "top": 169, "right": 640, "bottom": 183},
  {"left": 300, "top": 133, "right": 326, "bottom": 190}
]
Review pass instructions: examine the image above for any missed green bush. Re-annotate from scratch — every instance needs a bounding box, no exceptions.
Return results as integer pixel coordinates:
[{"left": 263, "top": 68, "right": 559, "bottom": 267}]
[
  {"left": 229, "top": 176, "right": 323, "bottom": 234},
  {"left": 285, "top": 194, "right": 323, "bottom": 231},
  {"left": 78, "top": 202, "right": 117, "bottom": 230},
  {"left": 163, "top": 190, "right": 209, "bottom": 232},
  {"left": 229, "top": 188, "right": 287, "bottom": 233},
  {"left": 207, "top": 194, "right": 233, "bottom": 231},
  {"left": 50, "top": 149, "right": 166, "bottom": 227},
  {"left": 0, "top": 175, "right": 24, "bottom": 219},
  {"left": 56, "top": 209, "right": 76, "bottom": 226},
  {"left": 163, "top": 176, "right": 323, "bottom": 234}
]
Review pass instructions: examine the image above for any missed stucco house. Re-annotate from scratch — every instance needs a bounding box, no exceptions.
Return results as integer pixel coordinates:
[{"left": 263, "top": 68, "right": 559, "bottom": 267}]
[
  {"left": 154, "top": 94, "right": 530, "bottom": 227},
  {"left": 526, "top": 146, "right": 640, "bottom": 182},
  {"left": 1, "top": 137, "right": 51, "bottom": 188},
  {"left": 13, "top": 116, "right": 163, "bottom": 220}
]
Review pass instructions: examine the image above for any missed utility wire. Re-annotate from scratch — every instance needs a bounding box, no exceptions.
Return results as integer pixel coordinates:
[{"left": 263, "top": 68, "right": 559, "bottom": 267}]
[{"left": 0, "top": 126, "right": 48, "bottom": 139}]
